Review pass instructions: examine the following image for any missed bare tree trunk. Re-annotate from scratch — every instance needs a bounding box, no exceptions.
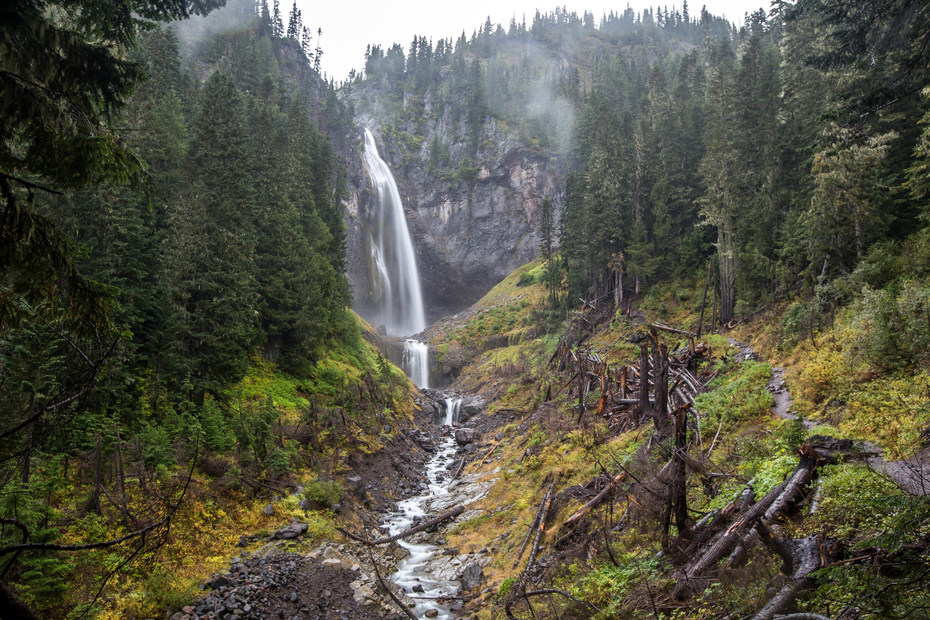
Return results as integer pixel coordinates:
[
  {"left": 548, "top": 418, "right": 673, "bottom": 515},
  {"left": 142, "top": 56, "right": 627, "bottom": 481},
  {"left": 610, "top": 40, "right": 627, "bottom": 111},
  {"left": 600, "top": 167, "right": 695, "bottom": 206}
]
[
  {"left": 717, "top": 224, "right": 736, "bottom": 324},
  {"left": 697, "top": 258, "right": 712, "bottom": 338},
  {"left": 114, "top": 424, "right": 129, "bottom": 525},
  {"left": 638, "top": 342, "right": 650, "bottom": 414},
  {"left": 652, "top": 336, "right": 670, "bottom": 435}
]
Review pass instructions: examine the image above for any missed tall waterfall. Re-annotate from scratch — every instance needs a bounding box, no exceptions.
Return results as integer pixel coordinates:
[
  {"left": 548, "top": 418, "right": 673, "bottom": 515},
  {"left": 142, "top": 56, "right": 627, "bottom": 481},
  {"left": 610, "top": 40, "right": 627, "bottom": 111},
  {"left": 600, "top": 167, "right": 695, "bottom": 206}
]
[
  {"left": 362, "top": 129, "right": 426, "bottom": 337},
  {"left": 403, "top": 340, "right": 429, "bottom": 389}
]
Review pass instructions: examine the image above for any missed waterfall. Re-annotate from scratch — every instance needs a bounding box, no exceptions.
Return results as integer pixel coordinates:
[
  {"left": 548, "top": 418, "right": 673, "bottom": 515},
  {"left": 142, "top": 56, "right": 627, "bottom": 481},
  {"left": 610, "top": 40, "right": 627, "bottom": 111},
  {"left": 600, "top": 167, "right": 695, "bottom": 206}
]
[
  {"left": 362, "top": 129, "right": 426, "bottom": 337},
  {"left": 442, "top": 397, "right": 462, "bottom": 426},
  {"left": 403, "top": 340, "right": 429, "bottom": 389}
]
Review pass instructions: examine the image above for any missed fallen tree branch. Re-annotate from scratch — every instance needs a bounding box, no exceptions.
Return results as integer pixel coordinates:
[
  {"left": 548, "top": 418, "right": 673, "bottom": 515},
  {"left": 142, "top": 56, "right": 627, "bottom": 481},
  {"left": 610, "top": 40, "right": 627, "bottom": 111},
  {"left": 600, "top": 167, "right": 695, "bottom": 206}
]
[
  {"left": 367, "top": 546, "right": 417, "bottom": 620},
  {"left": 563, "top": 472, "right": 627, "bottom": 527},
  {"left": 338, "top": 506, "right": 464, "bottom": 545},
  {"left": 505, "top": 588, "right": 600, "bottom": 619},
  {"left": 513, "top": 485, "right": 549, "bottom": 569},
  {"left": 525, "top": 482, "right": 556, "bottom": 574}
]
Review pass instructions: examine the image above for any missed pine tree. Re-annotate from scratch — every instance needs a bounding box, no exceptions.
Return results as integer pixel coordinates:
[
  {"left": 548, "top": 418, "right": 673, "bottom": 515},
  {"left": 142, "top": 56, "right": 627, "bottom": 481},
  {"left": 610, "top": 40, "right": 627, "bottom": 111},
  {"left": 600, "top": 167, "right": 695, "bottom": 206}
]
[{"left": 162, "top": 71, "right": 259, "bottom": 402}]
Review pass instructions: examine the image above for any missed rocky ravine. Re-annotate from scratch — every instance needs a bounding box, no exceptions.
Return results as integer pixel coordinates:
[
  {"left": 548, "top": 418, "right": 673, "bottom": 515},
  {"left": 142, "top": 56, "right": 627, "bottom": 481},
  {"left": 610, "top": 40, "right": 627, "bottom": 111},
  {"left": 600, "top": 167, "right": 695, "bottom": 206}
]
[{"left": 174, "top": 395, "right": 502, "bottom": 620}]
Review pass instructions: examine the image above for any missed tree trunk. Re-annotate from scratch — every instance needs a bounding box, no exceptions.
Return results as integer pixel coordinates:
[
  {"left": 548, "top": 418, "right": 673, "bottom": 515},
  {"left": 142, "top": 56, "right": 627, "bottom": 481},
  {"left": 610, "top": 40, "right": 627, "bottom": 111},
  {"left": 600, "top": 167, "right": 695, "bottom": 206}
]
[
  {"left": 651, "top": 335, "right": 670, "bottom": 435},
  {"left": 638, "top": 342, "right": 650, "bottom": 414},
  {"left": 717, "top": 224, "right": 736, "bottom": 324},
  {"left": 697, "top": 258, "right": 712, "bottom": 338}
]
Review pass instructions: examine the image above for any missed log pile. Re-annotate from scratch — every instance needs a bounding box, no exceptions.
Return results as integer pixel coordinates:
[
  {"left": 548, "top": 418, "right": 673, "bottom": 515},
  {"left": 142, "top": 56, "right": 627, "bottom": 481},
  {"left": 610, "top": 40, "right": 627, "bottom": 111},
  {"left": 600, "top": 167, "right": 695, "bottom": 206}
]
[{"left": 550, "top": 326, "right": 711, "bottom": 437}]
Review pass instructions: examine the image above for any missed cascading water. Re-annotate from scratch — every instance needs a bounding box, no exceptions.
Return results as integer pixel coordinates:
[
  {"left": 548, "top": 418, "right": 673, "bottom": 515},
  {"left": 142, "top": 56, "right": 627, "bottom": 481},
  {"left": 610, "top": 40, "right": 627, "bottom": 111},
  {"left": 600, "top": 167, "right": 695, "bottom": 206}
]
[
  {"left": 443, "top": 397, "right": 462, "bottom": 426},
  {"left": 362, "top": 129, "right": 426, "bottom": 337},
  {"left": 404, "top": 339, "right": 430, "bottom": 389},
  {"left": 383, "top": 398, "right": 463, "bottom": 620}
]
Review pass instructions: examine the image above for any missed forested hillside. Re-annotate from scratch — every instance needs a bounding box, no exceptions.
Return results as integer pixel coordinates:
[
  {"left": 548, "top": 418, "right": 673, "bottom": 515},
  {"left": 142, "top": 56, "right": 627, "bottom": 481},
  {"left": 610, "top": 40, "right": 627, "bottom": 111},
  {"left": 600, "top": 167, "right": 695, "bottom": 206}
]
[
  {"left": 1, "top": 1, "right": 413, "bottom": 617},
  {"left": 346, "top": 1, "right": 929, "bottom": 324}
]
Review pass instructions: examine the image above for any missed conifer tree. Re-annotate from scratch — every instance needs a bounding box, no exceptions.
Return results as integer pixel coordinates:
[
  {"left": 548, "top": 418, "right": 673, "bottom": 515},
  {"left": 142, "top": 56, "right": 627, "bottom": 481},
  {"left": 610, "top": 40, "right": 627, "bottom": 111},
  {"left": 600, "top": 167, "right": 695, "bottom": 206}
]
[{"left": 163, "top": 71, "right": 259, "bottom": 403}]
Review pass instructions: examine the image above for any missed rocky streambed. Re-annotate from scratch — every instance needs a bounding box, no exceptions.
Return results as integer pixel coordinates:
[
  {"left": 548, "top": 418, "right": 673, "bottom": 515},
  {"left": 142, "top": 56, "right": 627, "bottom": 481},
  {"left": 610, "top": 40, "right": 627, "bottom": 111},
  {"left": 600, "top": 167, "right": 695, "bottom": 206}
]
[{"left": 174, "top": 393, "right": 498, "bottom": 620}]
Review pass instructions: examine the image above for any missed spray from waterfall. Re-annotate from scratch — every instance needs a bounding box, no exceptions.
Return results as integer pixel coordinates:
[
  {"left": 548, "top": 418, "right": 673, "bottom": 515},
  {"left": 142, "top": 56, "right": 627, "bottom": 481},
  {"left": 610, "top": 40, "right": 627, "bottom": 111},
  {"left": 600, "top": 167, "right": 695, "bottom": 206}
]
[{"left": 362, "top": 129, "right": 426, "bottom": 337}]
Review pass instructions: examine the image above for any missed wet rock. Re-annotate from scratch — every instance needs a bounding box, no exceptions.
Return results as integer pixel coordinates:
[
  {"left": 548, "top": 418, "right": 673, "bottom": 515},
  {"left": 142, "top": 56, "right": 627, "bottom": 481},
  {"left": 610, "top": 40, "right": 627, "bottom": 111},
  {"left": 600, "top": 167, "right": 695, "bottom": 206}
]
[
  {"left": 425, "top": 610, "right": 439, "bottom": 618},
  {"left": 455, "top": 428, "right": 477, "bottom": 446}
]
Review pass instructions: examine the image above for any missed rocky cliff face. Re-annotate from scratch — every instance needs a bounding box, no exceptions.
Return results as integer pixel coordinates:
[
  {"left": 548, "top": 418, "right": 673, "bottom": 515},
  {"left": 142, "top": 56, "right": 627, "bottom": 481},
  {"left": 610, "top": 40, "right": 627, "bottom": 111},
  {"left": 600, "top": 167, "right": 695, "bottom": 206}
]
[{"left": 341, "top": 86, "right": 566, "bottom": 328}]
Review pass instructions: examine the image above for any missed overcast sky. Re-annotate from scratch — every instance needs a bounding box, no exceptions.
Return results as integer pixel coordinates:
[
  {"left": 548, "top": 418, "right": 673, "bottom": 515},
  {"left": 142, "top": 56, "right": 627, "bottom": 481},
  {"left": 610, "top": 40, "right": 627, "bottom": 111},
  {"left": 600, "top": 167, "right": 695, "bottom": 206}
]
[{"left": 295, "top": 0, "right": 770, "bottom": 82}]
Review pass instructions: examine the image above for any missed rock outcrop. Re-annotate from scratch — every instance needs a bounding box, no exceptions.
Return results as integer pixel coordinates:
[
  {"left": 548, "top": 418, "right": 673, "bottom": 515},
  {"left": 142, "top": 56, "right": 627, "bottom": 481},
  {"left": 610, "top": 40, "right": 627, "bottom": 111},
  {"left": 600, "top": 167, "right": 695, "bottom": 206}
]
[{"left": 342, "top": 88, "right": 567, "bottom": 325}]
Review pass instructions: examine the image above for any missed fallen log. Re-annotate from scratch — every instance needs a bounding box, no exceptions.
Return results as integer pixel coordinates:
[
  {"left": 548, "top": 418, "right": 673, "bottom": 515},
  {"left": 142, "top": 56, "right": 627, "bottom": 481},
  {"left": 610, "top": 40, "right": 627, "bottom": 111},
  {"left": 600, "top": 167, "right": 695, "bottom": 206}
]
[
  {"left": 339, "top": 506, "right": 464, "bottom": 545},
  {"left": 672, "top": 446, "right": 820, "bottom": 600},
  {"left": 563, "top": 472, "right": 628, "bottom": 527},
  {"left": 525, "top": 483, "right": 556, "bottom": 573},
  {"left": 651, "top": 322, "right": 697, "bottom": 338},
  {"left": 513, "top": 482, "right": 556, "bottom": 568},
  {"left": 751, "top": 535, "right": 823, "bottom": 620}
]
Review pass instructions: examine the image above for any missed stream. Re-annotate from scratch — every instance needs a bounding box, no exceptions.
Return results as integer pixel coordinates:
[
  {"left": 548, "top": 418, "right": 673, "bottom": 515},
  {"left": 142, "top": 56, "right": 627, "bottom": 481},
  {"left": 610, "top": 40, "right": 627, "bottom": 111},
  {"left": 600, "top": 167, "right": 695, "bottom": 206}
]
[{"left": 382, "top": 399, "right": 463, "bottom": 619}]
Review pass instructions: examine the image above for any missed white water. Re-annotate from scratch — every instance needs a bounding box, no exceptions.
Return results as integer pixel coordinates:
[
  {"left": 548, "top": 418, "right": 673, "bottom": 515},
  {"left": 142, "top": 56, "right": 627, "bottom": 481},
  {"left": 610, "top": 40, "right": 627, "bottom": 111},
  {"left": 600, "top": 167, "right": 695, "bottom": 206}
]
[
  {"left": 362, "top": 129, "right": 426, "bottom": 337},
  {"left": 383, "top": 413, "right": 461, "bottom": 619},
  {"left": 443, "top": 397, "right": 462, "bottom": 426},
  {"left": 404, "top": 340, "right": 430, "bottom": 389}
]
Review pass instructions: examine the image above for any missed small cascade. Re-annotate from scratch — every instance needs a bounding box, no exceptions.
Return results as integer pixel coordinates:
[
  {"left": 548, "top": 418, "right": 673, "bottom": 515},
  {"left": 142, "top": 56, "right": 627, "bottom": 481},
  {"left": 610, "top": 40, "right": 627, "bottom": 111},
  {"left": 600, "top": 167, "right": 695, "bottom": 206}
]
[
  {"left": 403, "top": 340, "right": 430, "bottom": 389},
  {"left": 362, "top": 129, "right": 426, "bottom": 337},
  {"left": 442, "top": 397, "right": 462, "bottom": 426}
]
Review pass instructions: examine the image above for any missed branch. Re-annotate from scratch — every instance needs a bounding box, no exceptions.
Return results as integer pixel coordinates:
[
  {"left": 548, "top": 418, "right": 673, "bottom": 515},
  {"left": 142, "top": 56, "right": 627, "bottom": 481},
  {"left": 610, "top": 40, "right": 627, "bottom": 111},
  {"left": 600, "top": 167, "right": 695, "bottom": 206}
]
[
  {"left": 367, "top": 546, "right": 417, "bottom": 620},
  {"left": 339, "top": 506, "right": 464, "bottom": 545},
  {"left": 505, "top": 588, "right": 600, "bottom": 618}
]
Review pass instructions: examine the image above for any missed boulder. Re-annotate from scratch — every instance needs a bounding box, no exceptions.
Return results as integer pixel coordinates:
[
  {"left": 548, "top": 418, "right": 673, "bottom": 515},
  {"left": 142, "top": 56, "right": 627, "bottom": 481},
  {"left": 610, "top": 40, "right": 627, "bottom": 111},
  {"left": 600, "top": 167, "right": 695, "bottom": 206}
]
[
  {"left": 273, "top": 521, "right": 309, "bottom": 540},
  {"left": 460, "top": 563, "right": 485, "bottom": 591},
  {"left": 454, "top": 428, "right": 477, "bottom": 446}
]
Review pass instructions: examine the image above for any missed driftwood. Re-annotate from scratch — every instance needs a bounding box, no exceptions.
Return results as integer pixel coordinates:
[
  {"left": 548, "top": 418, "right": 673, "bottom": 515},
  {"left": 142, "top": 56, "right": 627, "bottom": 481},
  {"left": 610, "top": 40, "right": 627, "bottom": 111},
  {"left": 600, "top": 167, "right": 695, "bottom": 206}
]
[
  {"left": 563, "top": 472, "right": 627, "bottom": 527},
  {"left": 339, "top": 506, "right": 464, "bottom": 545}
]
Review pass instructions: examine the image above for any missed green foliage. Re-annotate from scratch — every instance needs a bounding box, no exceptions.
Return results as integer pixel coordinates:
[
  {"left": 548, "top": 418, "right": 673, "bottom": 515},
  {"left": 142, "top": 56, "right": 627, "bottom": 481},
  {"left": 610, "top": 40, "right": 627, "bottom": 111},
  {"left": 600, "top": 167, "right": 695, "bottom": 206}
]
[
  {"left": 303, "top": 480, "right": 343, "bottom": 508},
  {"left": 569, "top": 552, "right": 662, "bottom": 618},
  {"left": 693, "top": 360, "right": 774, "bottom": 431},
  {"left": 803, "top": 464, "right": 902, "bottom": 539}
]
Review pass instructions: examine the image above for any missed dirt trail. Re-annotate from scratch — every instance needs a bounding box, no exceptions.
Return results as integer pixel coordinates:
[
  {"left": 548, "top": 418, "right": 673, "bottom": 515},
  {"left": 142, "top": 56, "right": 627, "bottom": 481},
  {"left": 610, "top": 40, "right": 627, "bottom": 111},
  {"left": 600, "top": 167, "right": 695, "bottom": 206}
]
[{"left": 730, "top": 337, "right": 929, "bottom": 495}]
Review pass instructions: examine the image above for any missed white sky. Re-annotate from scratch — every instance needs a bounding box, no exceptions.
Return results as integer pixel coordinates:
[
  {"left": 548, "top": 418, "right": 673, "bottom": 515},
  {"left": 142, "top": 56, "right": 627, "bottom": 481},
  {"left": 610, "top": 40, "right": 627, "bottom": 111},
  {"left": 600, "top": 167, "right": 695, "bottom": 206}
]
[{"left": 296, "top": 1, "right": 769, "bottom": 82}]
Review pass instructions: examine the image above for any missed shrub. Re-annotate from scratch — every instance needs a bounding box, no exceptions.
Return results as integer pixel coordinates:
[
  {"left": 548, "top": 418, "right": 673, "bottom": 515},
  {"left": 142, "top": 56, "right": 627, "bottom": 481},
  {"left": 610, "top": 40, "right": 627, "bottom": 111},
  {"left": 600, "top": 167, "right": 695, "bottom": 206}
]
[{"left": 304, "top": 480, "right": 343, "bottom": 508}]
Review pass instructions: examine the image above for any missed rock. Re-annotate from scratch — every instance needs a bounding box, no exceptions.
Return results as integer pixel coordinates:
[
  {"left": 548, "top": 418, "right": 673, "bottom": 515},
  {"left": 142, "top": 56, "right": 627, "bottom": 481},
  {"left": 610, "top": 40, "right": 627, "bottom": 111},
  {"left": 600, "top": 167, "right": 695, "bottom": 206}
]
[
  {"left": 425, "top": 610, "right": 439, "bottom": 618},
  {"left": 460, "top": 563, "right": 485, "bottom": 591},
  {"left": 207, "top": 574, "right": 232, "bottom": 589},
  {"left": 298, "top": 498, "right": 312, "bottom": 510},
  {"left": 236, "top": 534, "right": 249, "bottom": 547},
  {"left": 454, "top": 428, "right": 477, "bottom": 446},
  {"left": 262, "top": 504, "right": 275, "bottom": 516},
  {"left": 273, "top": 521, "right": 309, "bottom": 540},
  {"left": 412, "top": 584, "right": 424, "bottom": 593}
]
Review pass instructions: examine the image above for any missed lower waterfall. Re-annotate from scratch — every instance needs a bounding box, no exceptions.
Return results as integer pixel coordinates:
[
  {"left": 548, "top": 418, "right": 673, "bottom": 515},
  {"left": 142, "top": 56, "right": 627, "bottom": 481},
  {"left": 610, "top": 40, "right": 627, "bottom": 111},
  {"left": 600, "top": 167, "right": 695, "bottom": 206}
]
[{"left": 403, "top": 340, "right": 429, "bottom": 389}]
